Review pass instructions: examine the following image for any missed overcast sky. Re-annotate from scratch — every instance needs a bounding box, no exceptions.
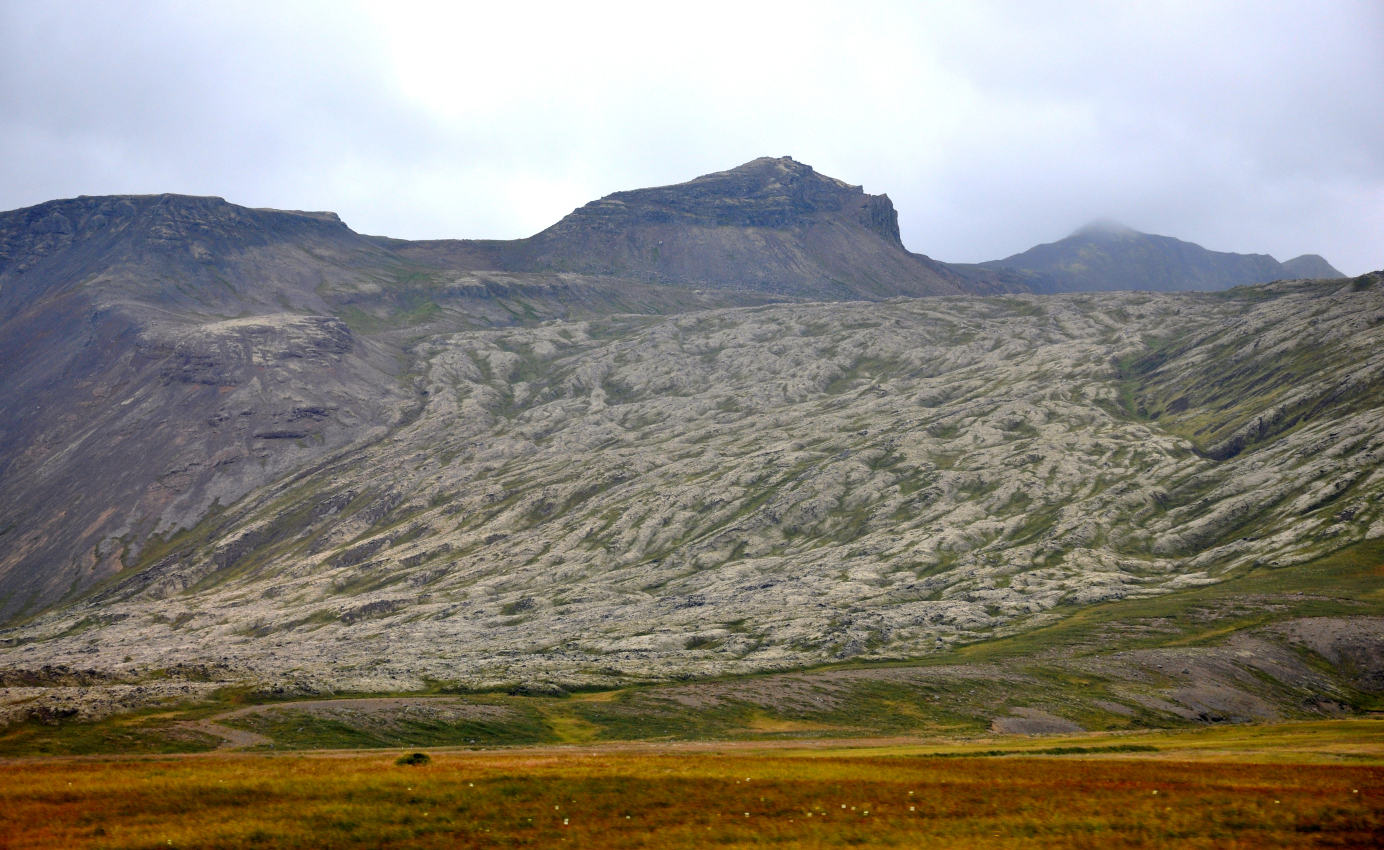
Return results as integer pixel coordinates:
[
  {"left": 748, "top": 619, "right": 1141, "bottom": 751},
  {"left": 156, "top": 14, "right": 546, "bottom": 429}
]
[{"left": 3, "top": 0, "right": 1381, "bottom": 274}]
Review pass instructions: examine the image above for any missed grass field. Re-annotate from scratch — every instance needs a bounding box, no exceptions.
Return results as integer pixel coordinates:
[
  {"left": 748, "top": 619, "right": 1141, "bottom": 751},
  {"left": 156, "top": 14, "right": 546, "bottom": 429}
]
[{"left": 1, "top": 721, "right": 1380, "bottom": 848}]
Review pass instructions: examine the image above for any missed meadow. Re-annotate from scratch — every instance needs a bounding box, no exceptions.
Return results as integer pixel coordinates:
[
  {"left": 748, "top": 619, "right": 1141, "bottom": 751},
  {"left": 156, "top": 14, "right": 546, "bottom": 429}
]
[{"left": 1, "top": 721, "right": 1380, "bottom": 849}]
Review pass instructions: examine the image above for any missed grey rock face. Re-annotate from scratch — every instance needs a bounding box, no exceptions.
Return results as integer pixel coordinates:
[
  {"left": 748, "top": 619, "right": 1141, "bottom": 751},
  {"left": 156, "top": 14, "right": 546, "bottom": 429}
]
[
  {"left": 3, "top": 277, "right": 1380, "bottom": 696},
  {"left": 0, "top": 193, "right": 417, "bottom": 622},
  {"left": 0, "top": 306, "right": 409, "bottom": 622}
]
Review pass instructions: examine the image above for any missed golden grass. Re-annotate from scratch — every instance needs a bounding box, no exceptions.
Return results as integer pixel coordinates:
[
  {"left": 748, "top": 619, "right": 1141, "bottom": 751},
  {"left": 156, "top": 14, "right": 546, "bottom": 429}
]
[
  {"left": 1, "top": 722, "right": 1381, "bottom": 848},
  {"left": 800, "top": 719, "right": 1384, "bottom": 765},
  {"left": 569, "top": 689, "right": 624, "bottom": 703},
  {"left": 744, "top": 712, "right": 835, "bottom": 734},
  {"left": 538, "top": 706, "right": 603, "bottom": 744}
]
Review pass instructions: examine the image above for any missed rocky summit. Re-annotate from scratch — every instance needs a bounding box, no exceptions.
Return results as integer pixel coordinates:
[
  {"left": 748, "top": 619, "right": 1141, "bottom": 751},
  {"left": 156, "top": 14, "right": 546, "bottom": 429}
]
[
  {"left": 386, "top": 156, "right": 1012, "bottom": 299},
  {"left": 0, "top": 160, "right": 1380, "bottom": 733}
]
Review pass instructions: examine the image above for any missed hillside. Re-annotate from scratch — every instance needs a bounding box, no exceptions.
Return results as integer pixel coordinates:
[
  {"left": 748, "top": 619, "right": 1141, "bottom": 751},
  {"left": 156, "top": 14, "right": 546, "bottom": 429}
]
[
  {"left": 980, "top": 221, "right": 1344, "bottom": 292},
  {"left": 3, "top": 275, "right": 1382, "bottom": 730},
  {"left": 0, "top": 163, "right": 1378, "bottom": 739}
]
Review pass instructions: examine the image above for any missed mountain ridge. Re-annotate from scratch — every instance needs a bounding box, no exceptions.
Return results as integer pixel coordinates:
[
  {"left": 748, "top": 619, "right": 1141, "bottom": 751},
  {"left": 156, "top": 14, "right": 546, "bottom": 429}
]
[
  {"left": 981, "top": 220, "right": 1344, "bottom": 293},
  {"left": 2, "top": 169, "right": 1343, "bottom": 305},
  {"left": 382, "top": 156, "right": 1011, "bottom": 298}
]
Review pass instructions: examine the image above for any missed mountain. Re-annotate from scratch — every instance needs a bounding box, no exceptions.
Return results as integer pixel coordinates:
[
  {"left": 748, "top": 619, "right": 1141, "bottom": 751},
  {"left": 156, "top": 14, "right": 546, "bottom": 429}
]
[
  {"left": 0, "top": 163, "right": 1379, "bottom": 739},
  {"left": 978, "top": 220, "right": 1344, "bottom": 292},
  {"left": 0, "top": 160, "right": 1023, "bottom": 626},
  {"left": 0, "top": 158, "right": 1029, "bottom": 625},
  {"left": 0, "top": 192, "right": 789, "bottom": 625},
  {"left": 386, "top": 156, "right": 1014, "bottom": 298}
]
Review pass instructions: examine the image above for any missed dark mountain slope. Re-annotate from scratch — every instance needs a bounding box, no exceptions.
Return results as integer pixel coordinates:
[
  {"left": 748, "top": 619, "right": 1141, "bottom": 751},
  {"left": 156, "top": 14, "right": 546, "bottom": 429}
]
[
  {"left": 982, "top": 221, "right": 1343, "bottom": 293},
  {"left": 0, "top": 195, "right": 424, "bottom": 622}
]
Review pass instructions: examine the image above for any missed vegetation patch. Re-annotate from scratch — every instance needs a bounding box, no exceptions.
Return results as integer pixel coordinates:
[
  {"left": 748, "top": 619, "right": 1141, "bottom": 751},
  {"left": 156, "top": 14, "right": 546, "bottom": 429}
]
[{"left": 0, "top": 729, "right": 1379, "bottom": 849}]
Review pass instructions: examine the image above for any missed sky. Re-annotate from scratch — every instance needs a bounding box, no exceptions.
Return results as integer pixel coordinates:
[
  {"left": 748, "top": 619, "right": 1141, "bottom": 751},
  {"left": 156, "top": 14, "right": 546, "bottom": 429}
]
[{"left": 2, "top": 0, "right": 1381, "bottom": 274}]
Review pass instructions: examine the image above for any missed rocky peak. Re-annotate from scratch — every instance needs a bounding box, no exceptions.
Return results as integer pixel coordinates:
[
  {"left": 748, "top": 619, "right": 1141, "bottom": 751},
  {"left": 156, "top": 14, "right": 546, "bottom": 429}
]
[
  {"left": 544, "top": 156, "right": 903, "bottom": 246},
  {"left": 481, "top": 156, "right": 955, "bottom": 298},
  {"left": 638, "top": 155, "right": 857, "bottom": 212}
]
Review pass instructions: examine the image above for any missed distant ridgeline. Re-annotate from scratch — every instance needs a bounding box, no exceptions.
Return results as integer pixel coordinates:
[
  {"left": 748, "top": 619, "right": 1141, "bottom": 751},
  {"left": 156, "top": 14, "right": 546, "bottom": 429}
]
[{"left": 970, "top": 219, "right": 1343, "bottom": 293}]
